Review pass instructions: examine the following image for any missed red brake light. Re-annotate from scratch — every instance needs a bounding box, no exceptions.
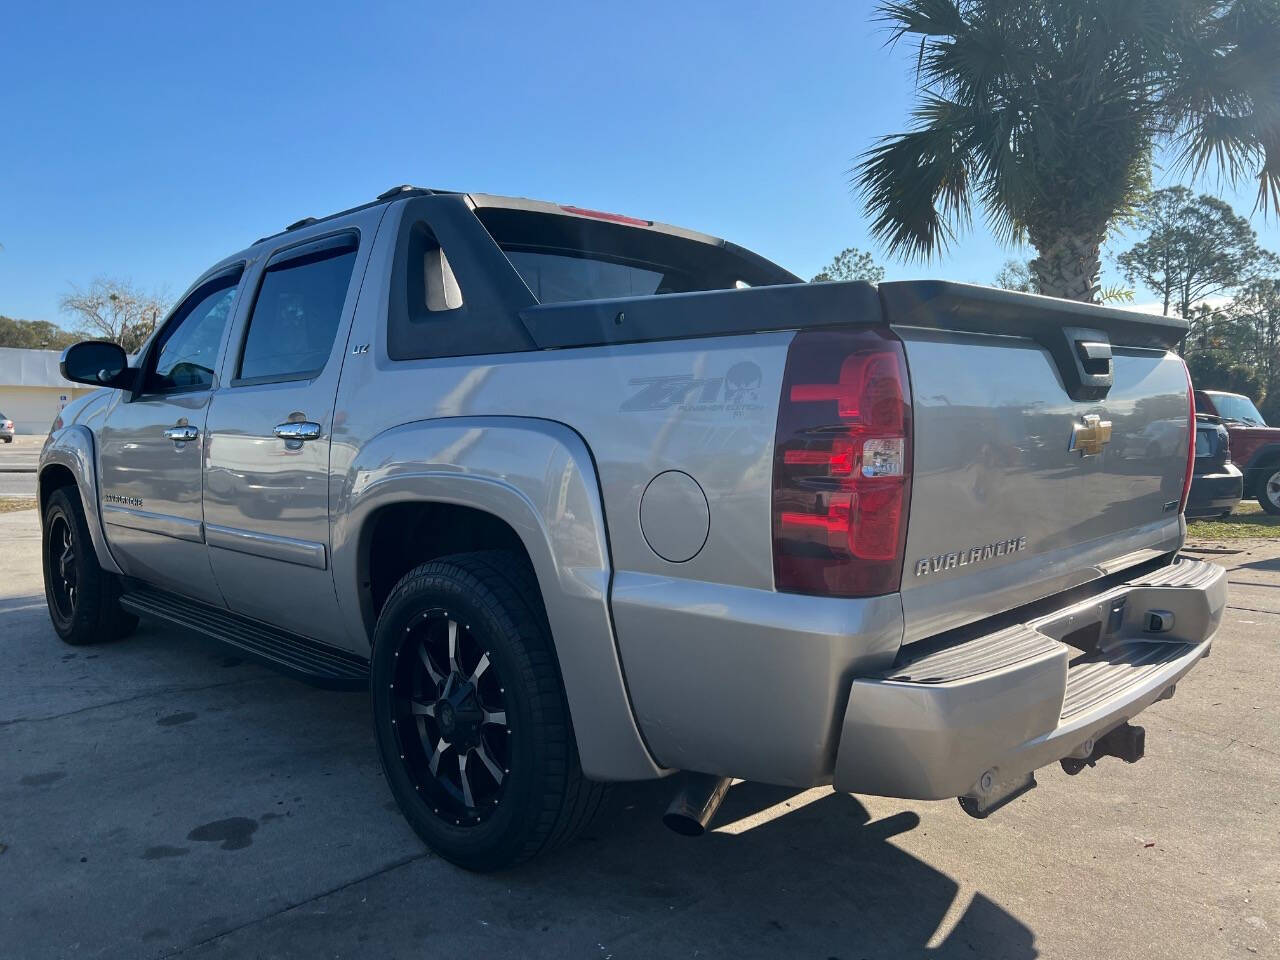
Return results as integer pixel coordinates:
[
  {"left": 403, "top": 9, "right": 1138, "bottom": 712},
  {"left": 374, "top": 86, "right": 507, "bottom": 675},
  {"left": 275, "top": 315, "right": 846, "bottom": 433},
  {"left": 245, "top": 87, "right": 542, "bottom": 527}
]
[
  {"left": 558, "top": 204, "right": 652, "bottom": 227},
  {"left": 1179, "top": 360, "right": 1195, "bottom": 515},
  {"left": 772, "top": 328, "right": 913, "bottom": 596}
]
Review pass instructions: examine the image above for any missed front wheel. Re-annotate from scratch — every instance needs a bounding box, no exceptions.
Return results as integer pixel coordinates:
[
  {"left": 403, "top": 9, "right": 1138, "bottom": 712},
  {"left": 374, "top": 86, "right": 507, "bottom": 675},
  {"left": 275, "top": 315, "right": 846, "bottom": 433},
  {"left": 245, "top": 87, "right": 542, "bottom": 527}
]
[
  {"left": 41, "top": 487, "right": 138, "bottom": 645},
  {"left": 370, "top": 551, "right": 608, "bottom": 871},
  {"left": 1258, "top": 467, "right": 1280, "bottom": 515}
]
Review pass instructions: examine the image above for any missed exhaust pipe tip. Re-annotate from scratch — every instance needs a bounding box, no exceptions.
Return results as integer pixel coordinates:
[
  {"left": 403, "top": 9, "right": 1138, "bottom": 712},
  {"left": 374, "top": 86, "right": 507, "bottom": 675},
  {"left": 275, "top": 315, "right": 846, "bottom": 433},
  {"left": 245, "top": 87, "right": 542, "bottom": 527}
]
[
  {"left": 663, "top": 773, "right": 732, "bottom": 837},
  {"left": 662, "top": 810, "right": 710, "bottom": 837}
]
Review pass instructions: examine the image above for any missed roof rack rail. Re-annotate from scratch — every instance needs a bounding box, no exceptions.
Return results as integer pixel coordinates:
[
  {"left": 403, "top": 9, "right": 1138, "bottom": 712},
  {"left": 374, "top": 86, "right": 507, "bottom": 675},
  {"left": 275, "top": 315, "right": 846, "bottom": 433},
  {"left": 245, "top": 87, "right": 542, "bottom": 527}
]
[
  {"left": 377, "top": 184, "right": 431, "bottom": 200},
  {"left": 252, "top": 185, "right": 440, "bottom": 246}
]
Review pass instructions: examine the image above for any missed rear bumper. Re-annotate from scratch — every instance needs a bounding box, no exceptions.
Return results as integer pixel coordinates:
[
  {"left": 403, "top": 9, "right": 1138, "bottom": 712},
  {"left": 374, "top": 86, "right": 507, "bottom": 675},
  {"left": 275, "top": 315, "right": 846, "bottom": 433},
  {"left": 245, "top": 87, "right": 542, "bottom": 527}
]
[
  {"left": 1186, "top": 464, "right": 1243, "bottom": 518},
  {"left": 832, "top": 557, "right": 1226, "bottom": 801}
]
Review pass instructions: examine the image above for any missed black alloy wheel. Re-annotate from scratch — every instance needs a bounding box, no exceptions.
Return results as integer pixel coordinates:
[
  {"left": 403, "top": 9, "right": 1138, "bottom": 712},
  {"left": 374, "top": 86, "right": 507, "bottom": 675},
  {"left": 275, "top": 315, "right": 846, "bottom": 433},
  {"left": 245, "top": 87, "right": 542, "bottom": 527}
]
[
  {"left": 46, "top": 511, "right": 78, "bottom": 623},
  {"left": 371, "top": 551, "right": 609, "bottom": 871},
  {"left": 41, "top": 486, "right": 137, "bottom": 645},
  {"left": 390, "top": 609, "right": 512, "bottom": 824}
]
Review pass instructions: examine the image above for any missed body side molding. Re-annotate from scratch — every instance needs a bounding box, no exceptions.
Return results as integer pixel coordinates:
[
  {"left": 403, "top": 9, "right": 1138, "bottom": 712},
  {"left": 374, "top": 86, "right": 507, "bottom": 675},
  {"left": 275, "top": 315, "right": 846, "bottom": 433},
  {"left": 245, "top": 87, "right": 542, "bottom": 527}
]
[
  {"left": 206, "top": 523, "right": 327, "bottom": 569},
  {"left": 102, "top": 505, "right": 205, "bottom": 543}
]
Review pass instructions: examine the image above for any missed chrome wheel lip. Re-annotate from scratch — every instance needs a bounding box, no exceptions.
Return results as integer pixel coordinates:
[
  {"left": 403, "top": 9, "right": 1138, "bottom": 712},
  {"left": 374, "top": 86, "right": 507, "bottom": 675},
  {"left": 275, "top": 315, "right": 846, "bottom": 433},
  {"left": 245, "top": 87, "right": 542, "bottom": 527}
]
[{"left": 389, "top": 608, "right": 512, "bottom": 826}]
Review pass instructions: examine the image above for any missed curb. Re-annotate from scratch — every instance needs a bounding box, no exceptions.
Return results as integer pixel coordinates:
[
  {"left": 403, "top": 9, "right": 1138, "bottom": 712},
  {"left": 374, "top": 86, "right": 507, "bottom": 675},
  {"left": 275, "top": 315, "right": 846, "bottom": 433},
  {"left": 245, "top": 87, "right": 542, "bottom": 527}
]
[{"left": 0, "top": 467, "right": 37, "bottom": 474}]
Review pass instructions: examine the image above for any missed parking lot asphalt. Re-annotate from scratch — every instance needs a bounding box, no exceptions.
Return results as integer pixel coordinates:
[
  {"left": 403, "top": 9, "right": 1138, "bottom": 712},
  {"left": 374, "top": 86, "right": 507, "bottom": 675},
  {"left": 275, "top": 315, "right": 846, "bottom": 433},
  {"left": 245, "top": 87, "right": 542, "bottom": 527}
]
[{"left": 1, "top": 506, "right": 1277, "bottom": 960}]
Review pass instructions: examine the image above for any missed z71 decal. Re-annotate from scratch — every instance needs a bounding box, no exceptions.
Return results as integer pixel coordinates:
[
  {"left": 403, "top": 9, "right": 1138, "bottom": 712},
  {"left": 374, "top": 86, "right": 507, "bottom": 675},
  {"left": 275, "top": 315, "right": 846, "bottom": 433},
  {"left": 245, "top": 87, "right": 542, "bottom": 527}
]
[{"left": 620, "top": 361, "right": 765, "bottom": 417}]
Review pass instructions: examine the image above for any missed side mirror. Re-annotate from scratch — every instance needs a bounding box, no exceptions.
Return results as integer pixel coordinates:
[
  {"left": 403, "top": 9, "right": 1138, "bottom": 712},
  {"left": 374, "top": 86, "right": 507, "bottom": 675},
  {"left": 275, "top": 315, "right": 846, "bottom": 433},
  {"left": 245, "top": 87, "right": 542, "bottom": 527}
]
[{"left": 60, "top": 341, "right": 132, "bottom": 389}]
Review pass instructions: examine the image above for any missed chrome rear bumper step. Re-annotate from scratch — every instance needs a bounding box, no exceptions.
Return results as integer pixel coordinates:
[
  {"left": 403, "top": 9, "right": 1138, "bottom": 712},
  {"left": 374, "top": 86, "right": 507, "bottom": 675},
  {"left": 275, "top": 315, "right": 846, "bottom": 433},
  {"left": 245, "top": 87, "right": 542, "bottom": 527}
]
[
  {"left": 833, "top": 558, "right": 1226, "bottom": 804},
  {"left": 1062, "top": 642, "right": 1194, "bottom": 718}
]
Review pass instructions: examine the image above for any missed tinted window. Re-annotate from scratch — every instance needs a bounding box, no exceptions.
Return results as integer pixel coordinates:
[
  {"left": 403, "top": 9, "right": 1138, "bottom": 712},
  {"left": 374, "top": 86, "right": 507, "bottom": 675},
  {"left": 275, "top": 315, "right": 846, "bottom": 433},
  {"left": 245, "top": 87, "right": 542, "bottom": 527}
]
[
  {"left": 474, "top": 206, "right": 797, "bottom": 305},
  {"left": 144, "top": 272, "right": 240, "bottom": 393},
  {"left": 239, "top": 234, "right": 358, "bottom": 382},
  {"left": 504, "top": 250, "right": 663, "bottom": 302},
  {"left": 1194, "top": 428, "right": 1213, "bottom": 457}
]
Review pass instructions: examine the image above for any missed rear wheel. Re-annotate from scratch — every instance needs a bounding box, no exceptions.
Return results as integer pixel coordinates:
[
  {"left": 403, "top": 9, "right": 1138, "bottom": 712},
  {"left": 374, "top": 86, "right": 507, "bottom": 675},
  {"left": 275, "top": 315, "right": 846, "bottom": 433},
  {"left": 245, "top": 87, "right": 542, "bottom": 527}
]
[
  {"left": 370, "top": 551, "right": 608, "bottom": 871},
  {"left": 1257, "top": 466, "right": 1280, "bottom": 515},
  {"left": 41, "top": 487, "right": 138, "bottom": 645}
]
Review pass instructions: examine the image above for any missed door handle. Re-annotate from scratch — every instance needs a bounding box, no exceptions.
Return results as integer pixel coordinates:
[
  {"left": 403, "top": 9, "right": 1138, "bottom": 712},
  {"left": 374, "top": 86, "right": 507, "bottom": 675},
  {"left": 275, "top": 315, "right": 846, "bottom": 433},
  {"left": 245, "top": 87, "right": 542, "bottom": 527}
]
[
  {"left": 163, "top": 425, "right": 199, "bottom": 442},
  {"left": 273, "top": 421, "right": 322, "bottom": 443}
]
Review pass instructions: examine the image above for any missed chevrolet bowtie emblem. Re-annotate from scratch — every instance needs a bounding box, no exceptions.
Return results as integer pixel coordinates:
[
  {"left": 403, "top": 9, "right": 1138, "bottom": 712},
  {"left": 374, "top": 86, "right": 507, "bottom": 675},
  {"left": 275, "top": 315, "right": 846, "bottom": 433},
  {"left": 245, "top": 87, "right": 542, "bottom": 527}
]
[{"left": 1069, "top": 413, "right": 1112, "bottom": 457}]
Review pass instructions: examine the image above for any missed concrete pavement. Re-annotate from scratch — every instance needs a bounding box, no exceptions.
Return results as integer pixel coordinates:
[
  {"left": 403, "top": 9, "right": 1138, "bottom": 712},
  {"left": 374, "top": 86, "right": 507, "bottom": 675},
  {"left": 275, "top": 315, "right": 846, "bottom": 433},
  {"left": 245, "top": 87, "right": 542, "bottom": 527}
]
[
  {"left": 0, "top": 433, "right": 42, "bottom": 472},
  {"left": 1, "top": 506, "right": 1277, "bottom": 959},
  {"left": 0, "top": 470, "right": 37, "bottom": 498}
]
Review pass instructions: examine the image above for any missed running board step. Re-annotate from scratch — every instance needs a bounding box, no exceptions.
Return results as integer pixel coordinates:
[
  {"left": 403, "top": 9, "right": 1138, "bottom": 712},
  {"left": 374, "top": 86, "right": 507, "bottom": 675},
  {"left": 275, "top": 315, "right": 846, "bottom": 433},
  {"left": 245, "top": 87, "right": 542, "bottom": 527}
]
[{"left": 119, "top": 585, "right": 369, "bottom": 690}]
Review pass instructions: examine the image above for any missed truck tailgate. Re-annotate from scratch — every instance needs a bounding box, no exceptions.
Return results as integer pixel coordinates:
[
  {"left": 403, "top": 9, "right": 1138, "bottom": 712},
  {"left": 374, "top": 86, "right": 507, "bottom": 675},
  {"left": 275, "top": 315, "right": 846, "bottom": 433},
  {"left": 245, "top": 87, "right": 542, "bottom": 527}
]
[{"left": 880, "top": 282, "right": 1191, "bottom": 644}]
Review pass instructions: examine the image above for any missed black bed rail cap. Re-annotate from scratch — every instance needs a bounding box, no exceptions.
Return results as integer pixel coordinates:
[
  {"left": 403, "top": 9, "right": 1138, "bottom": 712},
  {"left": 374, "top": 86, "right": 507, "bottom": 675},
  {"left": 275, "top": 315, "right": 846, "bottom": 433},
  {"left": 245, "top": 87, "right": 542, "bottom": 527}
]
[{"left": 877, "top": 280, "right": 1187, "bottom": 351}]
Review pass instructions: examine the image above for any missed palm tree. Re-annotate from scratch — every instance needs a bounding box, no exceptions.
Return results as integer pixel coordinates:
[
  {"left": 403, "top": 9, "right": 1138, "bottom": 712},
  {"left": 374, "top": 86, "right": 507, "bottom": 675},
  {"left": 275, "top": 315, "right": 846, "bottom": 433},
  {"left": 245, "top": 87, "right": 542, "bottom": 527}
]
[{"left": 856, "top": 0, "right": 1280, "bottom": 302}]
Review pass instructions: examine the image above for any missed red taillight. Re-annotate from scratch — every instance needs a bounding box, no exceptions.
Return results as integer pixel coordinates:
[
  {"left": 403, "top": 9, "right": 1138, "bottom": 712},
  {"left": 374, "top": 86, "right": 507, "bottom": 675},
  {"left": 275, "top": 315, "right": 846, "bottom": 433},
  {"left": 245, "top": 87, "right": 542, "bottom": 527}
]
[
  {"left": 772, "top": 328, "right": 913, "bottom": 596},
  {"left": 1179, "top": 360, "right": 1195, "bottom": 514},
  {"left": 558, "top": 204, "right": 652, "bottom": 227}
]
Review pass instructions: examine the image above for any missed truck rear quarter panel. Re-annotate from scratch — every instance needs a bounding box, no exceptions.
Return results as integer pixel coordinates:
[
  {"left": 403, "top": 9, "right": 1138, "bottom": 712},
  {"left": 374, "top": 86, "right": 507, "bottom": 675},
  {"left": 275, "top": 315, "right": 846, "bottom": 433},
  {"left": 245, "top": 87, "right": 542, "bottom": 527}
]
[{"left": 331, "top": 222, "right": 823, "bottom": 779}]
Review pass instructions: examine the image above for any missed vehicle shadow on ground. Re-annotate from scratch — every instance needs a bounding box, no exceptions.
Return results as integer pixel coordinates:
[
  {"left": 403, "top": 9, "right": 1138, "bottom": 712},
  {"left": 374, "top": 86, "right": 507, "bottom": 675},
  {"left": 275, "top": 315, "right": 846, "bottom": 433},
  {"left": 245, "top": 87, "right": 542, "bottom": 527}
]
[
  {"left": 2, "top": 599, "right": 1036, "bottom": 959},
  {"left": 498, "top": 780, "right": 1038, "bottom": 959},
  {"left": 1236, "top": 555, "right": 1280, "bottom": 574}
]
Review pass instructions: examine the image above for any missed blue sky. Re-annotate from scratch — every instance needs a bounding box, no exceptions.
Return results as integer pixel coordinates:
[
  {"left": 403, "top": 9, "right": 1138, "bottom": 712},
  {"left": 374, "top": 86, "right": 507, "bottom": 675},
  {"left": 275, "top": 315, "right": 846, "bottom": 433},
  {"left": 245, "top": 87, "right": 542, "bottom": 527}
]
[{"left": 3, "top": 0, "right": 1277, "bottom": 327}]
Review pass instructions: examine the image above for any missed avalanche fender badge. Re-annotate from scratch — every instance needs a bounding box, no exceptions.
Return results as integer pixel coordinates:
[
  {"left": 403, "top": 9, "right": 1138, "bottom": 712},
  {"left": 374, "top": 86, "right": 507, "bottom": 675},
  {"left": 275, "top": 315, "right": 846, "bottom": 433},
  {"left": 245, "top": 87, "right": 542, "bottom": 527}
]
[{"left": 1069, "top": 413, "right": 1112, "bottom": 457}]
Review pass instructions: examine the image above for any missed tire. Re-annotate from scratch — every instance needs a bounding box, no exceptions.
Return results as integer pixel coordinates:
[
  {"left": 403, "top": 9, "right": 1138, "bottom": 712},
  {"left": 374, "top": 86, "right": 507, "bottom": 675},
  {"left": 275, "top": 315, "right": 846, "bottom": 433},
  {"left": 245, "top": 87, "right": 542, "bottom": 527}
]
[
  {"left": 41, "top": 487, "right": 138, "bottom": 645},
  {"left": 3, "top": 436, "right": 11, "bottom": 443},
  {"left": 1257, "top": 466, "right": 1280, "bottom": 515},
  {"left": 370, "top": 550, "right": 608, "bottom": 871}
]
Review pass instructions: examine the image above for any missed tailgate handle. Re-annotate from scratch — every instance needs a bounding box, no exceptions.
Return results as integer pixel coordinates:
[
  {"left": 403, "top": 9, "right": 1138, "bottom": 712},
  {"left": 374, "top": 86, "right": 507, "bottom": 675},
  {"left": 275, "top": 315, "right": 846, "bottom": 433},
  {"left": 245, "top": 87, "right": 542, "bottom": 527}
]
[
  {"left": 1048, "top": 326, "right": 1114, "bottom": 402},
  {"left": 1075, "top": 338, "right": 1112, "bottom": 376}
]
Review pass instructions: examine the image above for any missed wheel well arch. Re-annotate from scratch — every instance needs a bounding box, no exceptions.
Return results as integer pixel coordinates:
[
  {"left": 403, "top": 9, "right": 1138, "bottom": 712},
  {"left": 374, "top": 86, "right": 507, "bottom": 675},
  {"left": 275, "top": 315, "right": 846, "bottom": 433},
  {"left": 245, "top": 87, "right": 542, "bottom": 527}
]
[
  {"left": 38, "top": 463, "right": 78, "bottom": 513},
  {"left": 358, "top": 500, "right": 535, "bottom": 638},
  {"left": 1244, "top": 445, "right": 1280, "bottom": 495}
]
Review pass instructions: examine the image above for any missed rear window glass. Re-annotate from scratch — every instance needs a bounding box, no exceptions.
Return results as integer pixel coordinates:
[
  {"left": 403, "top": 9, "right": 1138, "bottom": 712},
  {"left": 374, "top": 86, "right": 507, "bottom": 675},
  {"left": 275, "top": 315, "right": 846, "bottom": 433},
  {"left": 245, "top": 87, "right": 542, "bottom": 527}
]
[
  {"left": 504, "top": 250, "right": 663, "bottom": 302},
  {"left": 1207, "top": 393, "right": 1266, "bottom": 426},
  {"left": 474, "top": 206, "right": 794, "bottom": 304}
]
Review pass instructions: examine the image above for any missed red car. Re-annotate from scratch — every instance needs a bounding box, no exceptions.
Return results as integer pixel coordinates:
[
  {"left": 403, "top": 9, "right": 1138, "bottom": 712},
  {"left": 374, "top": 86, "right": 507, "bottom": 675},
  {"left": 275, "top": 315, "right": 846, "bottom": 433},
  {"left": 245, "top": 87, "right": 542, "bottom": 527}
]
[{"left": 1194, "top": 390, "right": 1280, "bottom": 514}]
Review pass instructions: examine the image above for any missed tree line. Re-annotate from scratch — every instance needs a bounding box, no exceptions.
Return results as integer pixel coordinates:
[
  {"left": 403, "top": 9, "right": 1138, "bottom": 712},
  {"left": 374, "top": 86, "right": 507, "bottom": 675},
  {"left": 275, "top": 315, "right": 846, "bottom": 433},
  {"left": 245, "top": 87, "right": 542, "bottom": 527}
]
[
  {"left": 994, "top": 187, "right": 1280, "bottom": 420},
  {"left": 0, "top": 279, "right": 170, "bottom": 354}
]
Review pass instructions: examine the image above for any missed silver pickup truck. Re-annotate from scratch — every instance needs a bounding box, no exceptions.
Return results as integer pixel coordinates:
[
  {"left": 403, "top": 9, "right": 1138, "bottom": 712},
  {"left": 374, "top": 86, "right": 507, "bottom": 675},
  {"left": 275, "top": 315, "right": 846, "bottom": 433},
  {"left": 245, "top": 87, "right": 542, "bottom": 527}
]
[{"left": 41, "top": 186, "right": 1226, "bottom": 870}]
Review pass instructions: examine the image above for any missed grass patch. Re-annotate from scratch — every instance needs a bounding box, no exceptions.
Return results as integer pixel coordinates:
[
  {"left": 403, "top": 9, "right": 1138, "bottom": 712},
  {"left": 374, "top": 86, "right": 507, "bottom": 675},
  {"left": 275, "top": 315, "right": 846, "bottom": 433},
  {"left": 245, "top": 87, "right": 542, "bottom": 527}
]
[
  {"left": 0, "top": 498, "right": 37, "bottom": 514},
  {"left": 1187, "top": 501, "right": 1280, "bottom": 540}
]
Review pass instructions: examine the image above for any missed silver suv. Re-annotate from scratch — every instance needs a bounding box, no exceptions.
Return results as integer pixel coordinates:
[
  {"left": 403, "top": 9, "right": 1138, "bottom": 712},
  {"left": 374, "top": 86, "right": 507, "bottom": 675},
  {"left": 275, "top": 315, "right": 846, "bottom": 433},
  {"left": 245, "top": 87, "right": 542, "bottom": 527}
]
[{"left": 42, "top": 186, "right": 1225, "bottom": 870}]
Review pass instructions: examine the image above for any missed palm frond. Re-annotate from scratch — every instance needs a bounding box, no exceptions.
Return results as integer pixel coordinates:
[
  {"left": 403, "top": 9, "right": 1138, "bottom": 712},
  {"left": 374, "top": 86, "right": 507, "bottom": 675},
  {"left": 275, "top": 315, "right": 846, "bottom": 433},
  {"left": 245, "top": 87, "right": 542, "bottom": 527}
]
[
  {"left": 1099, "top": 284, "right": 1136, "bottom": 304},
  {"left": 854, "top": 118, "right": 973, "bottom": 260}
]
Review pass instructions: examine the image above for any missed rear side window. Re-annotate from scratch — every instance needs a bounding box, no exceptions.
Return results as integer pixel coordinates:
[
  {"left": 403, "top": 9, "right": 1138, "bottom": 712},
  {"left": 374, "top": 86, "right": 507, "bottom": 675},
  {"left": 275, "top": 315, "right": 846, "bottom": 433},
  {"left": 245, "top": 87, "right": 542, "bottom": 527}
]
[
  {"left": 474, "top": 206, "right": 795, "bottom": 304},
  {"left": 238, "top": 233, "right": 358, "bottom": 383}
]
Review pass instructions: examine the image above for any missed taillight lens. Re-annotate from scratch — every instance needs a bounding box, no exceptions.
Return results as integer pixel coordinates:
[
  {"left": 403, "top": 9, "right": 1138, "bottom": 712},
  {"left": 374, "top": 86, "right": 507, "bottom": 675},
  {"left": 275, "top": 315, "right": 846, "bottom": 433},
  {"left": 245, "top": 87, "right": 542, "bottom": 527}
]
[
  {"left": 773, "top": 328, "right": 913, "bottom": 596},
  {"left": 1178, "top": 360, "right": 1195, "bottom": 514}
]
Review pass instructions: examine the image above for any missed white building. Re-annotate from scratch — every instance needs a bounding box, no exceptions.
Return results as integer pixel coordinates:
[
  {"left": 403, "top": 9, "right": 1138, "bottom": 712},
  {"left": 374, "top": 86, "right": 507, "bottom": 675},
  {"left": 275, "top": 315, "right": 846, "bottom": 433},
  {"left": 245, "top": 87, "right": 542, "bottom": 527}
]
[{"left": 0, "top": 347, "right": 97, "bottom": 435}]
